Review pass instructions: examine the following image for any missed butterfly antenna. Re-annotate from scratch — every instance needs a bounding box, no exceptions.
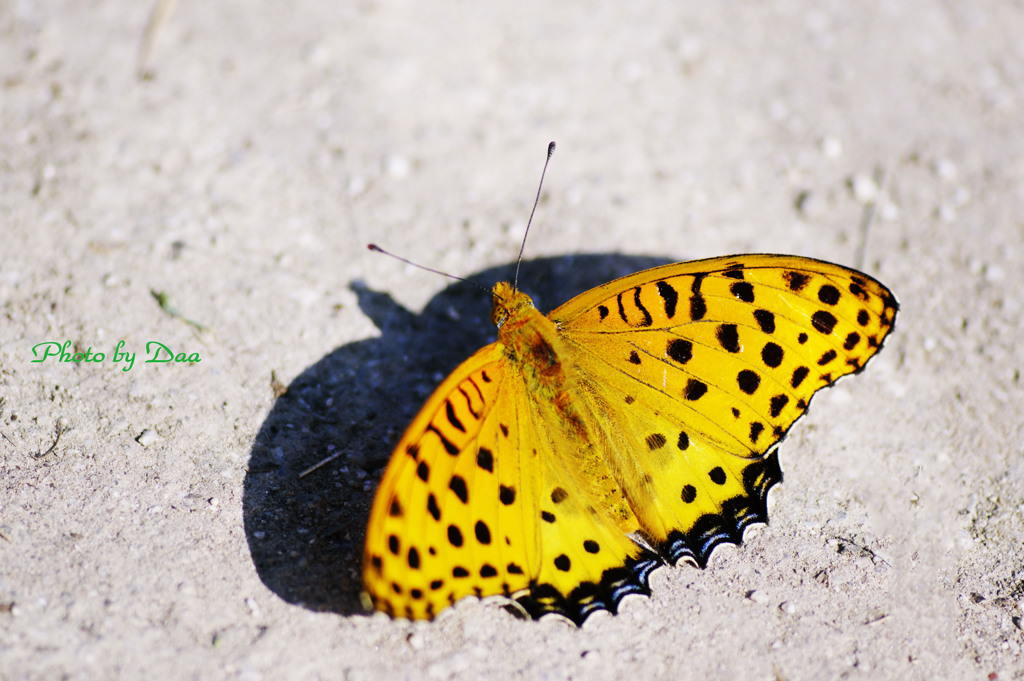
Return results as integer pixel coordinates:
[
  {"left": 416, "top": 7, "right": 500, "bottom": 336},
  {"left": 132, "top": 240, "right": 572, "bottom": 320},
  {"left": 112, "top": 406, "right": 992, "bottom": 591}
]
[
  {"left": 512, "top": 141, "right": 556, "bottom": 291},
  {"left": 367, "top": 244, "right": 494, "bottom": 296}
]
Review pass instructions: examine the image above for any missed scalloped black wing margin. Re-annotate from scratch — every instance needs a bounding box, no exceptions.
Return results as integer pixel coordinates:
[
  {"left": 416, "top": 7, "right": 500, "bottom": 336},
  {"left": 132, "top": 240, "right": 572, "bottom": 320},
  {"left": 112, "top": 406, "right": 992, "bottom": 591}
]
[
  {"left": 514, "top": 550, "right": 663, "bottom": 626},
  {"left": 663, "top": 451, "right": 782, "bottom": 567},
  {"left": 510, "top": 450, "right": 782, "bottom": 625}
]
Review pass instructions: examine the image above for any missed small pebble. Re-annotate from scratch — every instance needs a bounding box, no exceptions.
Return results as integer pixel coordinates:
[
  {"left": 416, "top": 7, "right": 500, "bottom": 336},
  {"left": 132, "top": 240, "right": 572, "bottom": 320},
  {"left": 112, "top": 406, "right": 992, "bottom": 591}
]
[
  {"left": 850, "top": 174, "right": 879, "bottom": 203},
  {"left": 821, "top": 136, "right": 843, "bottom": 159},
  {"left": 746, "top": 590, "right": 770, "bottom": 604},
  {"left": 407, "top": 632, "right": 426, "bottom": 650},
  {"left": 347, "top": 176, "right": 367, "bottom": 197},
  {"left": 934, "top": 158, "right": 957, "bottom": 181},
  {"left": 136, "top": 429, "right": 159, "bottom": 447},
  {"left": 386, "top": 156, "right": 411, "bottom": 178}
]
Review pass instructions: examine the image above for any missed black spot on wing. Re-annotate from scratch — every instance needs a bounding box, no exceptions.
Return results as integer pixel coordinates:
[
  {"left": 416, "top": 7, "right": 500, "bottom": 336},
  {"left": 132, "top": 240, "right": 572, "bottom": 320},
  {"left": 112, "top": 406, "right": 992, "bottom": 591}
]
[
  {"left": 447, "top": 525, "right": 463, "bottom": 547},
  {"left": 730, "top": 281, "right": 755, "bottom": 303},
  {"left": 717, "top": 324, "right": 740, "bottom": 353},
  {"left": 656, "top": 280, "right": 678, "bottom": 319},
  {"left": 753, "top": 309, "right": 775, "bottom": 333},
  {"left": 633, "top": 286, "right": 653, "bottom": 327},
  {"left": 784, "top": 271, "right": 810, "bottom": 292},
  {"left": 818, "top": 284, "right": 840, "bottom": 305},
  {"left": 737, "top": 370, "right": 760, "bottom": 394},
  {"left": 449, "top": 475, "right": 468, "bottom": 503},
  {"left": 427, "top": 424, "right": 459, "bottom": 456},
  {"left": 761, "top": 342, "right": 783, "bottom": 368},
  {"left": 769, "top": 394, "right": 789, "bottom": 418},
  {"left": 749, "top": 421, "right": 764, "bottom": 444},
  {"left": 811, "top": 310, "right": 838, "bottom": 335},
  {"left": 475, "top": 520, "right": 491, "bottom": 545},
  {"left": 684, "top": 379, "right": 708, "bottom": 401},
  {"left": 646, "top": 433, "right": 667, "bottom": 450},
  {"left": 667, "top": 338, "right": 693, "bottom": 364},
  {"left": 689, "top": 273, "right": 707, "bottom": 321},
  {"left": 722, "top": 264, "right": 745, "bottom": 279},
  {"left": 446, "top": 399, "right": 466, "bottom": 430},
  {"left": 477, "top": 447, "right": 494, "bottom": 472}
]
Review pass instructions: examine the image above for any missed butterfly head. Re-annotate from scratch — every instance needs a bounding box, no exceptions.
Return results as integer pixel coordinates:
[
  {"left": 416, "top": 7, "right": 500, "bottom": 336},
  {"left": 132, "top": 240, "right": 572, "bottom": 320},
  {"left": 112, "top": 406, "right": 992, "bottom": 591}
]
[{"left": 491, "top": 281, "right": 536, "bottom": 329}]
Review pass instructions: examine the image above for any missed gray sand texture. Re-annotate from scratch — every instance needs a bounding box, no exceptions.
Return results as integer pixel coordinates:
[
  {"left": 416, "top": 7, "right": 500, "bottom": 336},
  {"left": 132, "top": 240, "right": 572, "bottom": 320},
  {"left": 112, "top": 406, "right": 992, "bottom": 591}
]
[{"left": 2, "top": 1, "right": 1023, "bottom": 679}]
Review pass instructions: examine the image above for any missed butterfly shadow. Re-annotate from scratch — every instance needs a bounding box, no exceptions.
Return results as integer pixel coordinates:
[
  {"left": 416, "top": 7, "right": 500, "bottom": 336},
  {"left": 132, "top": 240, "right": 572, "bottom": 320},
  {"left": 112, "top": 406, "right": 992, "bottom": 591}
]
[{"left": 242, "top": 253, "right": 673, "bottom": 617}]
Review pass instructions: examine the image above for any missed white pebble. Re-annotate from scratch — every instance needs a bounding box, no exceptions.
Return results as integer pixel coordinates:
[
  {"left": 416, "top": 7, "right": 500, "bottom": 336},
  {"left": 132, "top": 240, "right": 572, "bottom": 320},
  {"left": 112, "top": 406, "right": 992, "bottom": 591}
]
[
  {"left": 851, "top": 174, "right": 879, "bottom": 203},
  {"left": 746, "top": 590, "right": 770, "bottom": 604},
  {"left": 347, "top": 176, "right": 367, "bottom": 197},
  {"left": 821, "top": 136, "right": 843, "bottom": 159},
  {"left": 136, "top": 429, "right": 159, "bottom": 447},
  {"left": 386, "top": 156, "right": 411, "bottom": 178},
  {"left": 407, "top": 632, "right": 426, "bottom": 650},
  {"left": 879, "top": 202, "right": 900, "bottom": 221},
  {"left": 934, "top": 158, "right": 957, "bottom": 181},
  {"left": 951, "top": 186, "right": 971, "bottom": 207}
]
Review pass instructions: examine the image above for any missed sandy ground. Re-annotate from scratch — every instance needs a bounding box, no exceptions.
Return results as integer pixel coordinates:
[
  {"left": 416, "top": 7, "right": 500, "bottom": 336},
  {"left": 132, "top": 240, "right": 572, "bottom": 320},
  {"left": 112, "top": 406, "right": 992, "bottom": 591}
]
[{"left": 2, "top": 1, "right": 1024, "bottom": 679}]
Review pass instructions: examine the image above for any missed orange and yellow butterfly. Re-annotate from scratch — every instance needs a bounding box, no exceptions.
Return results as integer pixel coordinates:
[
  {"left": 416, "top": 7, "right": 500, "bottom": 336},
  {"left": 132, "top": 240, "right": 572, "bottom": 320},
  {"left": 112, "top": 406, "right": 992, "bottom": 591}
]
[{"left": 362, "top": 157, "right": 898, "bottom": 627}]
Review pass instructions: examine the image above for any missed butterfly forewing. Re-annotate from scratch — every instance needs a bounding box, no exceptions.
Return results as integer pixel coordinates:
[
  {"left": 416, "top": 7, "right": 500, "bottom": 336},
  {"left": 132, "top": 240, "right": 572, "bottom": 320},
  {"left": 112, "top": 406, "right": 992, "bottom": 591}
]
[
  {"left": 362, "top": 344, "right": 532, "bottom": 619},
  {"left": 552, "top": 255, "right": 897, "bottom": 562}
]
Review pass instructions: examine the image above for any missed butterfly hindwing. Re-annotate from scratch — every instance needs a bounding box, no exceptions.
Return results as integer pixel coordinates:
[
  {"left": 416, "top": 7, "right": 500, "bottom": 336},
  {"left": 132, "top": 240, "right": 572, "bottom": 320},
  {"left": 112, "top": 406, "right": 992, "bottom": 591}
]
[{"left": 364, "top": 339, "right": 661, "bottom": 622}]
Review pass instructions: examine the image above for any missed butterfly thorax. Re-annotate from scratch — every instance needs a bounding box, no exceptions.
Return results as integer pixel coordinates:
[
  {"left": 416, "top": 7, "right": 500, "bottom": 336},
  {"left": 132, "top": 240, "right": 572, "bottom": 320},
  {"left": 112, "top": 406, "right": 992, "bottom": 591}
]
[
  {"left": 491, "top": 281, "right": 641, "bottom": 529},
  {"left": 491, "top": 282, "right": 565, "bottom": 385}
]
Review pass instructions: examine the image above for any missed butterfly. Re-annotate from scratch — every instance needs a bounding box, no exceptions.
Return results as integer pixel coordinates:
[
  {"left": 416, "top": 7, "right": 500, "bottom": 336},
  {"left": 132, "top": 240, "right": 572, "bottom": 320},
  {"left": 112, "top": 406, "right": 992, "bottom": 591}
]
[{"left": 361, "top": 250, "right": 898, "bottom": 625}]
